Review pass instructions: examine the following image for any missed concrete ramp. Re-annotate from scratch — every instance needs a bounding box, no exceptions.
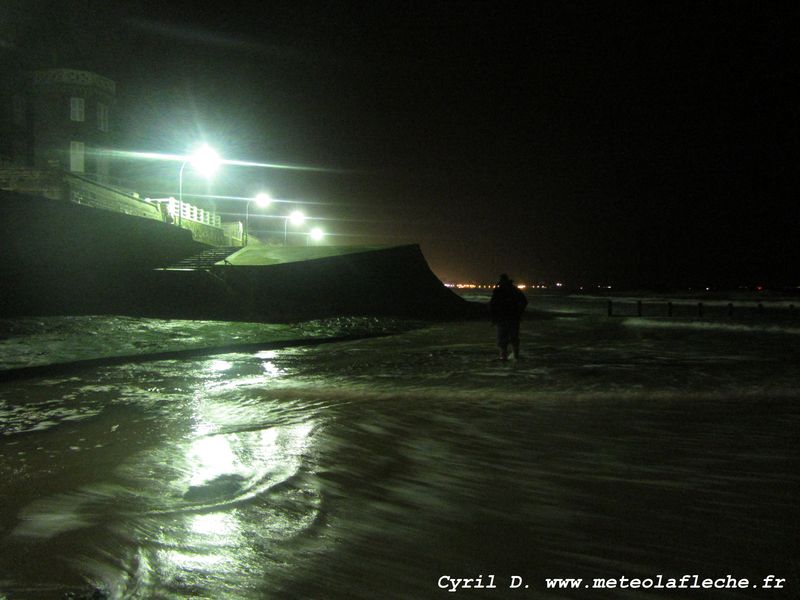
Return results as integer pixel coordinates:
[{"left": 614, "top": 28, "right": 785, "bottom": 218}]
[
  {"left": 220, "top": 245, "right": 388, "bottom": 266},
  {"left": 144, "top": 245, "right": 482, "bottom": 321}
]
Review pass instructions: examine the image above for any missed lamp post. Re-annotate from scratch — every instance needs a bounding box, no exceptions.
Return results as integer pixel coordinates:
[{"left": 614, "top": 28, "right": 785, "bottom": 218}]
[
  {"left": 284, "top": 210, "right": 306, "bottom": 245},
  {"left": 245, "top": 192, "right": 271, "bottom": 246},
  {"left": 178, "top": 144, "right": 220, "bottom": 226}
]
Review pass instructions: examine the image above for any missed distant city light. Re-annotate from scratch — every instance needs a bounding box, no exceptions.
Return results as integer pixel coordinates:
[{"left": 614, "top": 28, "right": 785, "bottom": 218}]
[{"left": 443, "top": 281, "right": 599, "bottom": 290}]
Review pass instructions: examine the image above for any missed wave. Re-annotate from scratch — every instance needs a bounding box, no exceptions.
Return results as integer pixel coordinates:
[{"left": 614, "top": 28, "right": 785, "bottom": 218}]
[
  {"left": 571, "top": 293, "right": 800, "bottom": 308},
  {"left": 622, "top": 317, "right": 800, "bottom": 335},
  {"left": 0, "top": 331, "right": 399, "bottom": 383}
]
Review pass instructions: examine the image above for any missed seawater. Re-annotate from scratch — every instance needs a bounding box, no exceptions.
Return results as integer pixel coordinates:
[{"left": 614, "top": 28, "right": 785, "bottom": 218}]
[{"left": 1, "top": 298, "right": 799, "bottom": 599}]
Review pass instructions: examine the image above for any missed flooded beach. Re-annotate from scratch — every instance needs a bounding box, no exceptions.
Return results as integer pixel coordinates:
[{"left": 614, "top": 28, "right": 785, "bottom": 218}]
[
  {"left": 3, "top": 2, "right": 796, "bottom": 595},
  {"left": 1, "top": 297, "right": 799, "bottom": 598}
]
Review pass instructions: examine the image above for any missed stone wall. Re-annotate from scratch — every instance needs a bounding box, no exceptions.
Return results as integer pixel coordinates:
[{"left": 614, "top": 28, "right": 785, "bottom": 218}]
[{"left": 0, "top": 189, "right": 206, "bottom": 316}]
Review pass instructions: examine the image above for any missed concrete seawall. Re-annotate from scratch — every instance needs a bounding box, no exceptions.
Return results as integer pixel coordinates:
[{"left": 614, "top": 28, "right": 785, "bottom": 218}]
[
  {"left": 1, "top": 190, "right": 481, "bottom": 321},
  {"left": 0, "top": 190, "right": 204, "bottom": 316},
  {"left": 143, "top": 245, "right": 481, "bottom": 321}
]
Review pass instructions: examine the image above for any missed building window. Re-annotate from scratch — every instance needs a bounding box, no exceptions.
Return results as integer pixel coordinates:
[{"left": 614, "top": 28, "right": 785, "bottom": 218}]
[
  {"left": 70, "top": 97, "right": 85, "bottom": 122},
  {"left": 12, "top": 95, "right": 26, "bottom": 126},
  {"left": 70, "top": 141, "right": 85, "bottom": 172},
  {"left": 97, "top": 102, "right": 109, "bottom": 132}
]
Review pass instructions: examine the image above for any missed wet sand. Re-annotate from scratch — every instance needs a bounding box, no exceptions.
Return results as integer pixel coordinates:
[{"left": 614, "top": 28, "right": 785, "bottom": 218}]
[{"left": 1, "top": 313, "right": 798, "bottom": 598}]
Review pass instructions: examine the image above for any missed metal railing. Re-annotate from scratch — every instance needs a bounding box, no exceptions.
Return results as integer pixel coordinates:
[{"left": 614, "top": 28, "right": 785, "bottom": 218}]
[{"left": 165, "top": 198, "right": 222, "bottom": 228}]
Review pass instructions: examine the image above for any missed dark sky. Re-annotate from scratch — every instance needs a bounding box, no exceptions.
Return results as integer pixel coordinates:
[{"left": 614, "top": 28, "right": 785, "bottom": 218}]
[{"left": 5, "top": 0, "right": 799, "bottom": 287}]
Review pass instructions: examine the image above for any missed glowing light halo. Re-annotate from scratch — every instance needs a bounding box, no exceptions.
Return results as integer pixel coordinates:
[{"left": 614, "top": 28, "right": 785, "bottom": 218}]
[
  {"left": 188, "top": 143, "right": 221, "bottom": 177},
  {"left": 253, "top": 192, "right": 272, "bottom": 207},
  {"left": 105, "top": 149, "right": 343, "bottom": 173},
  {"left": 222, "top": 157, "right": 342, "bottom": 173}
]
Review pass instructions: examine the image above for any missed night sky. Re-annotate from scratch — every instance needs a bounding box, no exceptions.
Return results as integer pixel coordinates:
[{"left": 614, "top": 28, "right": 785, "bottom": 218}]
[{"left": 4, "top": 1, "right": 798, "bottom": 288}]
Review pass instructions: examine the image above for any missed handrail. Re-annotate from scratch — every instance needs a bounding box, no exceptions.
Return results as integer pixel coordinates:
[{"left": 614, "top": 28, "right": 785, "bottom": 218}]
[{"left": 166, "top": 198, "right": 222, "bottom": 228}]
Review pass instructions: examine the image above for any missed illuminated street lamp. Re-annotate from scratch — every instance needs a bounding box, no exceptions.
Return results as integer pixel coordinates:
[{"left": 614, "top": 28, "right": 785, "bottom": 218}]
[
  {"left": 284, "top": 210, "right": 306, "bottom": 245},
  {"left": 307, "top": 227, "right": 324, "bottom": 245},
  {"left": 245, "top": 192, "right": 271, "bottom": 246},
  {"left": 178, "top": 144, "right": 220, "bottom": 226}
]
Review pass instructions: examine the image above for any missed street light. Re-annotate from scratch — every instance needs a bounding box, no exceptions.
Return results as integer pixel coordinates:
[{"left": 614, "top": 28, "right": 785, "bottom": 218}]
[
  {"left": 307, "top": 227, "right": 324, "bottom": 245},
  {"left": 284, "top": 210, "right": 306, "bottom": 245},
  {"left": 178, "top": 144, "right": 220, "bottom": 226},
  {"left": 245, "top": 192, "right": 271, "bottom": 246}
]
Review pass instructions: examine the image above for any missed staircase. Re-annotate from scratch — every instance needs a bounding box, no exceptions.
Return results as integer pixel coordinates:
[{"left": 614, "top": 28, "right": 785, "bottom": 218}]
[{"left": 163, "top": 246, "right": 240, "bottom": 269}]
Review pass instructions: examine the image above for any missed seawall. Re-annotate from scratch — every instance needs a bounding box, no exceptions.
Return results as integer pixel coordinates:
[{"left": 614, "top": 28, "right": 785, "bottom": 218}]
[
  {"left": 0, "top": 190, "right": 206, "bottom": 315},
  {"left": 142, "top": 245, "right": 481, "bottom": 321},
  {"left": 0, "top": 190, "right": 481, "bottom": 321}
]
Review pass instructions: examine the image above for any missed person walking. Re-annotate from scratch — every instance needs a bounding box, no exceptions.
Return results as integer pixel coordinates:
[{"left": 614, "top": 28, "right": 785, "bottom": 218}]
[{"left": 489, "top": 273, "right": 528, "bottom": 361}]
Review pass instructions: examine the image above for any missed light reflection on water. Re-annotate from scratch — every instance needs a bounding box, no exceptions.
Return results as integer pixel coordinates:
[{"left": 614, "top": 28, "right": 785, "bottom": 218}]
[
  {"left": 1, "top": 346, "right": 320, "bottom": 598},
  {"left": 186, "top": 434, "right": 242, "bottom": 487},
  {"left": 190, "top": 511, "right": 235, "bottom": 536},
  {"left": 207, "top": 359, "right": 233, "bottom": 372},
  {"left": 136, "top": 416, "right": 320, "bottom": 598},
  {"left": 0, "top": 318, "right": 798, "bottom": 598}
]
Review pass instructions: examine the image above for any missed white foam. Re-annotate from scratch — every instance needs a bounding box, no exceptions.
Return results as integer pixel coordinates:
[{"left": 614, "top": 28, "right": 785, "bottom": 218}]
[{"left": 622, "top": 317, "right": 800, "bottom": 335}]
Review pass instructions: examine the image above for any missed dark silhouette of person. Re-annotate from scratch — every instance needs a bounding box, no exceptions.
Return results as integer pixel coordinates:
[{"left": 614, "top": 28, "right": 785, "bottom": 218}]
[{"left": 489, "top": 273, "right": 528, "bottom": 360}]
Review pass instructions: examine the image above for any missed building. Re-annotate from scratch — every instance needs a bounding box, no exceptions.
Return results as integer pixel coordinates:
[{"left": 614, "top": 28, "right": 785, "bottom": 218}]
[
  {"left": 28, "top": 68, "right": 116, "bottom": 184},
  {"left": 0, "top": 53, "right": 29, "bottom": 167},
  {"left": 2, "top": 67, "right": 116, "bottom": 185},
  {"left": 0, "top": 66, "right": 240, "bottom": 247}
]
